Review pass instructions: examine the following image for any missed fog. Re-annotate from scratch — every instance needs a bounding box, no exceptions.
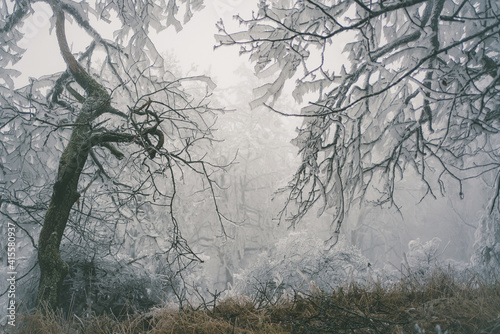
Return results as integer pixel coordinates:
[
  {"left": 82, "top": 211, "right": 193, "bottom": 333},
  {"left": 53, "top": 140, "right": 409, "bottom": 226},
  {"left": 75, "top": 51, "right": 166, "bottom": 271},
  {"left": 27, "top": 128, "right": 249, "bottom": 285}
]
[{"left": 2, "top": 0, "right": 497, "bottom": 320}]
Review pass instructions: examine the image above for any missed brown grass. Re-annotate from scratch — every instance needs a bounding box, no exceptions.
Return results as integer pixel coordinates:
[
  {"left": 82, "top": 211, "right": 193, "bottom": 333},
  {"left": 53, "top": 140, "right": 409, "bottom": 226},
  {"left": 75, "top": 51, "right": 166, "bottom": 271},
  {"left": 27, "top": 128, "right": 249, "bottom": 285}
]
[{"left": 5, "top": 271, "right": 500, "bottom": 334}]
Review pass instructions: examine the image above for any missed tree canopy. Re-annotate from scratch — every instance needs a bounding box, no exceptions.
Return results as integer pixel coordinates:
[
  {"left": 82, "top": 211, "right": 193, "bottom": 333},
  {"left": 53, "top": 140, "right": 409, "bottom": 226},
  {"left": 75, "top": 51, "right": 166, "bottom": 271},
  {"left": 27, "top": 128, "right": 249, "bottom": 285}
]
[
  {"left": 1, "top": 0, "right": 226, "bottom": 309},
  {"left": 218, "top": 0, "right": 500, "bottom": 244}
]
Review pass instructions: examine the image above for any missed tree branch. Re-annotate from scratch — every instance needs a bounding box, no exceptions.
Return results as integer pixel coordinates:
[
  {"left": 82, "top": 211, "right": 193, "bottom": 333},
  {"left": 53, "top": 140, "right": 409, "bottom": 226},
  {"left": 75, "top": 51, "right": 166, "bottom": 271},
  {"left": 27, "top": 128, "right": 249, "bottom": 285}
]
[
  {"left": 0, "top": 0, "right": 29, "bottom": 34},
  {"left": 47, "top": 0, "right": 109, "bottom": 99}
]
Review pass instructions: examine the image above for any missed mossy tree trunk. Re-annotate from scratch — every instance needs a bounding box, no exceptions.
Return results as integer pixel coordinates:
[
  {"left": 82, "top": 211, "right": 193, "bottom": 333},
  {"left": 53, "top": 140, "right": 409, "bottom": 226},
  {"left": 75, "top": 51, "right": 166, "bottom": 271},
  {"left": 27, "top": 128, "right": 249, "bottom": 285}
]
[
  {"left": 36, "top": 0, "right": 111, "bottom": 310},
  {"left": 36, "top": 0, "right": 164, "bottom": 310},
  {"left": 36, "top": 119, "right": 92, "bottom": 309}
]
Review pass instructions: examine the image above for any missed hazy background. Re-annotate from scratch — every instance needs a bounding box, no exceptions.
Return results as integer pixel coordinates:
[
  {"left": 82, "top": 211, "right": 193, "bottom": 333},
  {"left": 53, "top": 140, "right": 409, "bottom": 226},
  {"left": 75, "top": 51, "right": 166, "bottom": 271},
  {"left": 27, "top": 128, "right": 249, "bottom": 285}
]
[{"left": 10, "top": 0, "right": 487, "bottom": 294}]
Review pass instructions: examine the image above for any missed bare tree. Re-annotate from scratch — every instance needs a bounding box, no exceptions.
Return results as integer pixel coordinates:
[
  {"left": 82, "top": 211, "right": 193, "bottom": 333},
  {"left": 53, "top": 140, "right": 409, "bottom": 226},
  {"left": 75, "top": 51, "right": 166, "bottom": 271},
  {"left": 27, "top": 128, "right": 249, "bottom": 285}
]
[
  {"left": 218, "top": 0, "right": 500, "bottom": 246},
  {"left": 1, "top": 0, "right": 228, "bottom": 310}
]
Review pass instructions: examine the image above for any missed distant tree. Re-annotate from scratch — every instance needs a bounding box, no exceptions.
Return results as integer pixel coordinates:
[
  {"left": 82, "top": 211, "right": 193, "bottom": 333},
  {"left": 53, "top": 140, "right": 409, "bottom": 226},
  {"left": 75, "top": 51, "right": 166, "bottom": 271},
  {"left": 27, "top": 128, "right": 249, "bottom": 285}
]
[
  {"left": 0, "top": 0, "right": 228, "bottom": 310},
  {"left": 219, "top": 0, "right": 500, "bottom": 249}
]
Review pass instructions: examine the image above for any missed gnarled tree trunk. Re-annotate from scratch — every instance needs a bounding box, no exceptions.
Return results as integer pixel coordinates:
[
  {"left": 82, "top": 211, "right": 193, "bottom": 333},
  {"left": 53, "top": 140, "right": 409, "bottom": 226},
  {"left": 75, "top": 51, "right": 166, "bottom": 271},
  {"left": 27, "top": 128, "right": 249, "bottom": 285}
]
[
  {"left": 36, "top": 0, "right": 110, "bottom": 309},
  {"left": 36, "top": 121, "right": 92, "bottom": 308},
  {"left": 36, "top": 0, "right": 164, "bottom": 309}
]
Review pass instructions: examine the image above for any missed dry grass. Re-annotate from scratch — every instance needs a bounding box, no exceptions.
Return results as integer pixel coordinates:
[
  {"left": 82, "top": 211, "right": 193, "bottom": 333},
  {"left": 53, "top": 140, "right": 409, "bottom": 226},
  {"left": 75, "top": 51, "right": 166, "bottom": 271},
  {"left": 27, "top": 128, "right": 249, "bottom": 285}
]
[{"left": 5, "top": 271, "right": 500, "bottom": 334}]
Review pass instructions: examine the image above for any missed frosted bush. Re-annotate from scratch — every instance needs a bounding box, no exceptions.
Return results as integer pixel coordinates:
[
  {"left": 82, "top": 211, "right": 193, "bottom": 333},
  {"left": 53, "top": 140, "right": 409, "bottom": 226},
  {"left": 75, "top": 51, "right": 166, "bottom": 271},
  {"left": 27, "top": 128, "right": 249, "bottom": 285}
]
[
  {"left": 472, "top": 210, "right": 500, "bottom": 280},
  {"left": 232, "top": 231, "right": 370, "bottom": 303},
  {"left": 406, "top": 237, "right": 442, "bottom": 270},
  {"left": 59, "top": 247, "right": 189, "bottom": 317},
  {"left": 401, "top": 237, "right": 474, "bottom": 284}
]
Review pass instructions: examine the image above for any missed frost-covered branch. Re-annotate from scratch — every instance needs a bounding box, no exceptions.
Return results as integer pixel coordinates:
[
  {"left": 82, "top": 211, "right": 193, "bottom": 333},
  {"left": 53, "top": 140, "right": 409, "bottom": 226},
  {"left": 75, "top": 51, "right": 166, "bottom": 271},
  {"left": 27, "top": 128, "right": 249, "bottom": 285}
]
[
  {"left": 222, "top": 0, "right": 500, "bottom": 234},
  {"left": 0, "top": 0, "right": 230, "bottom": 311}
]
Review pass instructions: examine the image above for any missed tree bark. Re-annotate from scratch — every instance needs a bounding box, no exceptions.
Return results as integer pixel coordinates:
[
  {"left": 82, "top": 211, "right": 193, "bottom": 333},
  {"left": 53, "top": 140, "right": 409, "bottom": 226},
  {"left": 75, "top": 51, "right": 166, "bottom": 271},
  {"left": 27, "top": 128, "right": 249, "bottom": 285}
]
[
  {"left": 36, "top": 116, "right": 92, "bottom": 309},
  {"left": 36, "top": 0, "right": 107, "bottom": 309},
  {"left": 36, "top": 0, "right": 164, "bottom": 309}
]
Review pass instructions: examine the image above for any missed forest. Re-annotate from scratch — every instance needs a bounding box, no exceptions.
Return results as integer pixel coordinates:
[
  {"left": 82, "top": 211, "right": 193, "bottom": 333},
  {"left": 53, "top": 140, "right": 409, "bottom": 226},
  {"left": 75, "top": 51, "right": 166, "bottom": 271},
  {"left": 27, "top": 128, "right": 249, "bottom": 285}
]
[{"left": 1, "top": 0, "right": 499, "bottom": 332}]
